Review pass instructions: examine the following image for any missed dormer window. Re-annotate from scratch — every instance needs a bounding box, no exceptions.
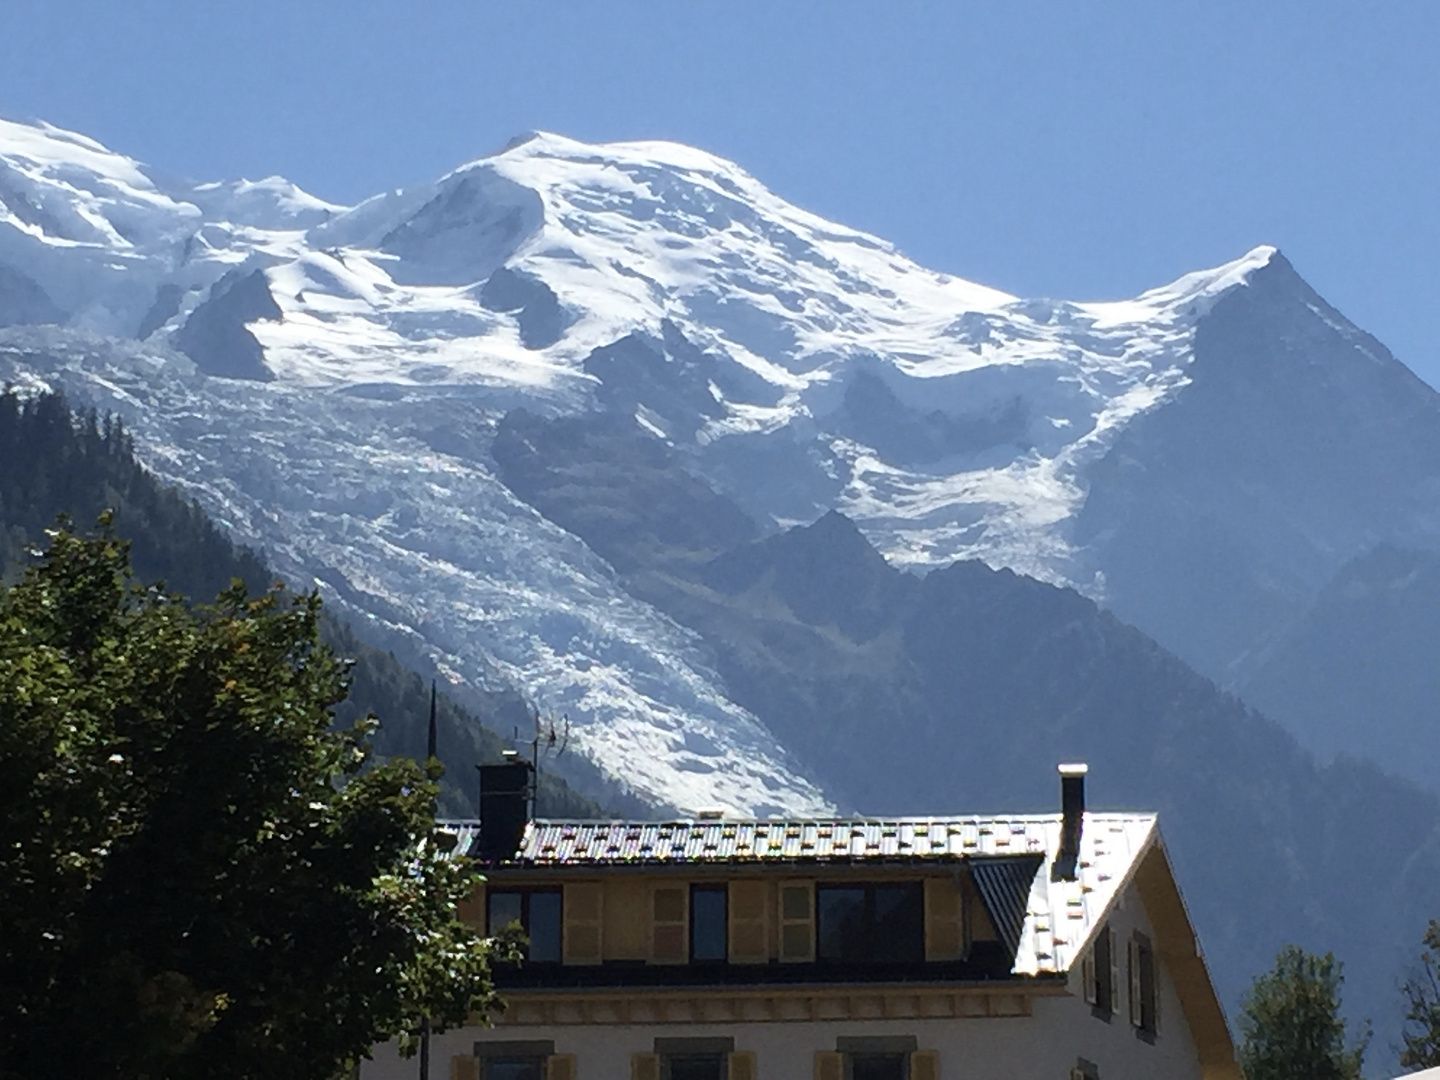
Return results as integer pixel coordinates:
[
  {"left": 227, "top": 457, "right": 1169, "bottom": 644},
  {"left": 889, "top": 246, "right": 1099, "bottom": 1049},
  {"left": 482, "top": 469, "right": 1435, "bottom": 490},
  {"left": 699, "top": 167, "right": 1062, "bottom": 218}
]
[
  {"left": 816, "top": 883, "right": 924, "bottom": 964},
  {"left": 487, "top": 889, "right": 562, "bottom": 964}
]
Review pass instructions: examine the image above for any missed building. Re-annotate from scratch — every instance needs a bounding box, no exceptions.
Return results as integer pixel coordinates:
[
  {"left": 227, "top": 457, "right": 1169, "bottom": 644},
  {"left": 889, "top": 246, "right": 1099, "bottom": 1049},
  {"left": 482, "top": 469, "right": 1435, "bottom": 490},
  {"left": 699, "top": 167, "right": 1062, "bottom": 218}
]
[{"left": 363, "top": 763, "right": 1239, "bottom": 1080}]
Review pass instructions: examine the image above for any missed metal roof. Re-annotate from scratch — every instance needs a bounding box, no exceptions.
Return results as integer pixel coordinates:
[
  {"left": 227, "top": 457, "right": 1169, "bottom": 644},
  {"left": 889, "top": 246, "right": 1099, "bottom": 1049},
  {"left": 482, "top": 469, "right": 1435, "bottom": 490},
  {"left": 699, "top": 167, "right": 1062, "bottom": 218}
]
[
  {"left": 441, "top": 812, "right": 1159, "bottom": 978},
  {"left": 511, "top": 817, "right": 1058, "bottom": 865}
]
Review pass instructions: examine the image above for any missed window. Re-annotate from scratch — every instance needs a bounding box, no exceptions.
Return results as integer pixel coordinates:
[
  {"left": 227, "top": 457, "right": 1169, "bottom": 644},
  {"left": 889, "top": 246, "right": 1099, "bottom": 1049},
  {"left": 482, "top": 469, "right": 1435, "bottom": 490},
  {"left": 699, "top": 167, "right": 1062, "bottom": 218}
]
[
  {"left": 474, "top": 1040, "right": 556, "bottom": 1080},
  {"left": 851, "top": 1053, "right": 905, "bottom": 1080},
  {"left": 485, "top": 1060, "right": 542, "bottom": 1080},
  {"left": 651, "top": 1038, "right": 736, "bottom": 1080},
  {"left": 691, "top": 885, "right": 727, "bottom": 962},
  {"left": 835, "top": 1037, "right": 920, "bottom": 1080},
  {"left": 1129, "top": 932, "right": 1159, "bottom": 1040},
  {"left": 1083, "top": 924, "right": 1119, "bottom": 1018},
  {"left": 817, "top": 883, "right": 923, "bottom": 964},
  {"left": 486, "top": 889, "right": 562, "bottom": 963}
]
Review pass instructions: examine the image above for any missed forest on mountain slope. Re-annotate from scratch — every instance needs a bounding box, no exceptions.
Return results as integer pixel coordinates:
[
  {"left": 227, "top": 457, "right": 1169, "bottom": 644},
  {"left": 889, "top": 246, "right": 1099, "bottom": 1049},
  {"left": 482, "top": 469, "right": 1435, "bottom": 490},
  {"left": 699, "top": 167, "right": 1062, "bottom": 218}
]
[{"left": 0, "top": 389, "right": 596, "bottom": 818}]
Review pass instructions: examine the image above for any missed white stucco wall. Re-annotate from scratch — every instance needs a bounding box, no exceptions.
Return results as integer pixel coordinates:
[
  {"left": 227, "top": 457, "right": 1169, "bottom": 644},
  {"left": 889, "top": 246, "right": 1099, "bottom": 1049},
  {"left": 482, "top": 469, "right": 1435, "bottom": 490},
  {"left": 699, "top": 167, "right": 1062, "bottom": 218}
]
[{"left": 363, "top": 880, "right": 1215, "bottom": 1080}]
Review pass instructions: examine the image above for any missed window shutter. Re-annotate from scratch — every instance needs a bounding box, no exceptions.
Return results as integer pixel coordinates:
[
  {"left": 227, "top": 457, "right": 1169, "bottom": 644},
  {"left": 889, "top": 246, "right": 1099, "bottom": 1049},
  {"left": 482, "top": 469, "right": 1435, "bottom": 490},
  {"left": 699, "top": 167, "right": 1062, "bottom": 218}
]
[
  {"left": 451, "top": 1056, "right": 480, "bottom": 1080},
  {"left": 909, "top": 1049, "right": 941, "bottom": 1080},
  {"left": 813, "top": 1051, "right": 844, "bottom": 1080},
  {"left": 455, "top": 882, "right": 485, "bottom": 929},
  {"left": 631, "top": 1052, "right": 661, "bottom": 1080},
  {"left": 923, "top": 876, "right": 964, "bottom": 961},
  {"left": 563, "top": 881, "right": 604, "bottom": 964},
  {"left": 1107, "top": 926, "right": 1120, "bottom": 1015},
  {"left": 779, "top": 880, "right": 815, "bottom": 962},
  {"left": 1082, "top": 951, "right": 1097, "bottom": 1006},
  {"left": 1129, "top": 937, "right": 1142, "bottom": 1027},
  {"left": 729, "top": 879, "right": 770, "bottom": 963},
  {"left": 1153, "top": 950, "right": 1162, "bottom": 1035},
  {"left": 545, "top": 1055, "right": 578, "bottom": 1080},
  {"left": 651, "top": 884, "right": 688, "bottom": 962},
  {"left": 726, "top": 1050, "right": 757, "bottom": 1080}
]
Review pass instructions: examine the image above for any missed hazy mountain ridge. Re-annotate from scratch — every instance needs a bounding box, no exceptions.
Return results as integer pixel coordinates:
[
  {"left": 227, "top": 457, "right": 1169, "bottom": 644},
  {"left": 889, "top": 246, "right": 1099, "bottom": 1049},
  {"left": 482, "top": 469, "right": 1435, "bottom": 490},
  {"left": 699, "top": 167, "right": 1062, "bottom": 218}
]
[{"left": 487, "top": 404, "right": 1440, "bottom": 1056}]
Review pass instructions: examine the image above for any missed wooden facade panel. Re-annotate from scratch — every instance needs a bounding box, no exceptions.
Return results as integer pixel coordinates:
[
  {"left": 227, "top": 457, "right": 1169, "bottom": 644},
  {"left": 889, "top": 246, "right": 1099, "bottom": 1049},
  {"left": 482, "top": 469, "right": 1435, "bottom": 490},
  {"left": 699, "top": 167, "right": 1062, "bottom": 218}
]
[
  {"left": 726, "top": 1050, "right": 757, "bottom": 1080},
  {"left": 923, "top": 876, "right": 964, "bottom": 961},
  {"left": 728, "top": 879, "right": 770, "bottom": 964},
  {"left": 564, "top": 882, "right": 604, "bottom": 965},
  {"left": 604, "top": 878, "right": 649, "bottom": 961},
  {"left": 910, "top": 1050, "right": 940, "bottom": 1080}
]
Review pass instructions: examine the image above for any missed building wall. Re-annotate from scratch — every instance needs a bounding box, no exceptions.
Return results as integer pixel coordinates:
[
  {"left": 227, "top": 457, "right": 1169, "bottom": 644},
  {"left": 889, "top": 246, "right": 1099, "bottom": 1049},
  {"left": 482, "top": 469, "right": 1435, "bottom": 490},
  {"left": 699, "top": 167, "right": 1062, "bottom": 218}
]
[
  {"left": 363, "top": 994, "right": 1200, "bottom": 1080},
  {"left": 363, "top": 876, "right": 1210, "bottom": 1080}
]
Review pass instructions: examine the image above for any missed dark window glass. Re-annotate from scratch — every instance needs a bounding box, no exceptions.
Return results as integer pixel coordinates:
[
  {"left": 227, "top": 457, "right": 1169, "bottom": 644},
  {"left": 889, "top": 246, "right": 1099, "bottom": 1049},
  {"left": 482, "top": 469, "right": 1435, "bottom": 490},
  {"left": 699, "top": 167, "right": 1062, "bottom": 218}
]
[
  {"left": 486, "top": 890, "right": 561, "bottom": 964},
  {"left": 665, "top": 1053, "right": 724, "bottom": 1080},
  {"left": 1094, "top": 924, "right": 1114, "bottom": 1013},
  {"left": 486, "top": 1060, "right": 543, "bottom": 1080},
  {"left": 488, "top": 891, "right": 523, "bottom": 935},
  {"left": 1137, "top": 935, "right": 1158, "bottom": 1035},
  {"left": 817, "top": 883, "right": 923, "bottom": 964},
  {"left": 850, "top": 1053, "right": 905, "bottom": 1080},
  {"left": 691, "top": 886, "right": 728, "bottom": 962},
  {"left": 817, "top": 886, "right": 867, "bottom": 962},
  {"left": 872, "top": 884, "right": 924, "bottom": 963}
]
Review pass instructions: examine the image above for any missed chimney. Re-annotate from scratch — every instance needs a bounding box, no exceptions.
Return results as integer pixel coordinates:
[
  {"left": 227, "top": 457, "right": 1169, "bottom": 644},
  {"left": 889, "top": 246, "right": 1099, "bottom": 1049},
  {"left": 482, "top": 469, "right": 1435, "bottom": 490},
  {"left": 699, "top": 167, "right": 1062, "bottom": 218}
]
[
  {"left": 1054, "top": 762, "right": 1088, "bottom": 881},
  {"left": 476, "top": 750, "right": 535, "bottom": 864}
]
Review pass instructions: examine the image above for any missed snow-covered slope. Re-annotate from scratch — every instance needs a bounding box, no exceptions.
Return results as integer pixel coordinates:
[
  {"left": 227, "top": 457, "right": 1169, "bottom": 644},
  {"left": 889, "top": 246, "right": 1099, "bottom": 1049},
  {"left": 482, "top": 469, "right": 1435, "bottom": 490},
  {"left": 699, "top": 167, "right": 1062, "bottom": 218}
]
[{"left": 5, "top": 116, "right": 1440, "bottom": 804}]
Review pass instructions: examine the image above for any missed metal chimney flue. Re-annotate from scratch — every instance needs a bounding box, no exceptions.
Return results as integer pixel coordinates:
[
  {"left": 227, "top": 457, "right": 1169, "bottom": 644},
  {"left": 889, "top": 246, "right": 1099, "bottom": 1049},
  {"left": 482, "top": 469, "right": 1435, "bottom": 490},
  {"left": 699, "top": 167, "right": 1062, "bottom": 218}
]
[
  {"left": 476, "top": 750, "right": 534, "bottom": 864},
  {"left": 1054, "top": 762, "right": 1088, "bottom": 881}
]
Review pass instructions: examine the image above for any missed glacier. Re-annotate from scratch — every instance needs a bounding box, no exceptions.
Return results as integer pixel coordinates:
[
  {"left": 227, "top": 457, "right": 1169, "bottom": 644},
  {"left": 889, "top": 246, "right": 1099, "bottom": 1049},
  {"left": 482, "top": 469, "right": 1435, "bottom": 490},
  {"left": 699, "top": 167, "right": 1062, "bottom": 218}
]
[{"left": 1, "top": 114, "right": 1395, "bottom": 811}]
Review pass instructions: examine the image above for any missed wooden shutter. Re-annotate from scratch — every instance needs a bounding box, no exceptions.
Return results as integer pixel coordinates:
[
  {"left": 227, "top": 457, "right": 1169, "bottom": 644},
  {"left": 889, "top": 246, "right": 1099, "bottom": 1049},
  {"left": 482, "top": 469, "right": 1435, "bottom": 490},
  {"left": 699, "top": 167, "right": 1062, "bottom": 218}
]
[
  {"left": 1082, "top": 950, "right": 1098, "bottom": 1006},
  {"left": 651, "top": 884, "right": 688, "bottom": 963},
  {"left": 1128, "top": 937, "right": 1142, "bottom": 1027},
  {"left": 1152, "top": 946, "right": 1162, "bottom": 1035},
  {"left": 779, "top": 880, "right": 815, "bottom": 962},
  {"left": 545, "top": 1055, "right": 577, "bottom": 1080},
  {"left": 726, "top": 1050, "right": 757, "bottom": 1080},
  {"left": 451, "top": 1056, "right": 480, "bottom": 1080},
  {"left": 563, "top": 881, "right": 604, "bottom": 964},
  {"left": 924, "top": 876, "right": 965, "bottom": 961},
  {"left": 455, "top": 882, "right": 485, "bottom": 929},
  {"left": 729, "top": 879, "right": 770, "bottom": 963},
  {"left": 1107, "top": 926, "right": 1120, "bottom": 1016},
  {"left": 814, "top": 1051, "right": 844, "bottom": 1080},
  {"left": 631, "top": 1052, "right": 661, "bottom": 1080},
  {"left": 910, "top": 1050, "right": 941, "bottom": 1080}
]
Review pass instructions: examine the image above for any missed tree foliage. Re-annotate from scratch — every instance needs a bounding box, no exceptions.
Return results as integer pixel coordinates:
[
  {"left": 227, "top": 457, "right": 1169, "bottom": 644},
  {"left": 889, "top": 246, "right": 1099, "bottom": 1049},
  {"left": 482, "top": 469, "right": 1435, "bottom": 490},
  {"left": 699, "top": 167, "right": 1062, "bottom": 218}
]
[
  {"left": 0, "top": 523, "right": 504, "bottom": 1080},
  {"left": 1238, "top": 945, "right": 1367, "bottom": 1080},
  {"left": 1400, "top": 920, "right": 1440, "bottom": 1069}
]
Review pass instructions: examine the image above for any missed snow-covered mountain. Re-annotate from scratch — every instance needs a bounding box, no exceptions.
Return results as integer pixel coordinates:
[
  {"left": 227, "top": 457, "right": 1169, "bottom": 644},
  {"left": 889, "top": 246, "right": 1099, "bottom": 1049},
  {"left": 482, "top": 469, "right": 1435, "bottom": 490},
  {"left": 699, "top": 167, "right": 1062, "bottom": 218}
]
[{"left": 5, "top": 115, "right": 1440, "bottom": 805}]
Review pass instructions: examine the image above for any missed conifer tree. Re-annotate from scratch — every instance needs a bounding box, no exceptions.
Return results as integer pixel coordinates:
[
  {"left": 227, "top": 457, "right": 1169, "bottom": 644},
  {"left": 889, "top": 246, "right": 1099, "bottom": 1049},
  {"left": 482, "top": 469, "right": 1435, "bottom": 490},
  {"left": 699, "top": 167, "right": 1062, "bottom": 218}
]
[{"left": 1237, "top": 945, "right": 1367, "bottom": 1080}]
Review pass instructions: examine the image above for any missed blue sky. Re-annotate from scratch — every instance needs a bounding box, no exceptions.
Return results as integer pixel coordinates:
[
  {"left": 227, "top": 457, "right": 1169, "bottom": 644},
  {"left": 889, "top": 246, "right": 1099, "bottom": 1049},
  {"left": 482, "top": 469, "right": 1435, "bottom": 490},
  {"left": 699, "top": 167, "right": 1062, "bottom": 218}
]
[{"left": 6, "top": 1, "right": 1439, "bottom": 384}]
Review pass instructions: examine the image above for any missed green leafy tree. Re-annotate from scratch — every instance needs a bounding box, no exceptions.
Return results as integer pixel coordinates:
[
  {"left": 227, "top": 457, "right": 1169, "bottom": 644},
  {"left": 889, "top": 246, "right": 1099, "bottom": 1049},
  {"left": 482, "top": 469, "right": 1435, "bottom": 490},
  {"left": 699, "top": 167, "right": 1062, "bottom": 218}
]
[
  {"left": 1238, "top": 945, "right": 1368, "bottom": 1080},
  {"left": 1400, "top": 920, "right": 1440, "bottom": 1069},
  {"left": 0, "top": 521, "right": 505, "bottom": 1080}
]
